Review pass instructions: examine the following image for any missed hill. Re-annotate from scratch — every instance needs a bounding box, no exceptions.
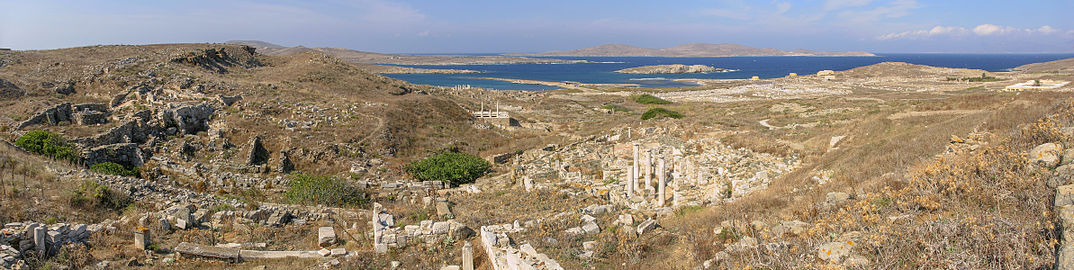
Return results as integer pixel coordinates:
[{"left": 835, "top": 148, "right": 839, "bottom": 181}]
[
  {"left": 1015, "top": 57, "right": 1074, "bottom": 73},
  {"left": 519, "top": 42, "right": 875, "bottom": 57},
  {"left": 225, "top": 40, "right": 582, "bottom": 66}
]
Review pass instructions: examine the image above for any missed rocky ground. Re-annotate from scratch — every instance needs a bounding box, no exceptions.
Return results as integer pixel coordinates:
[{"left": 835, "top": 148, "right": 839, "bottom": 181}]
[{"left": 1, "top": 44, "right": 1073, "bottom": 269}]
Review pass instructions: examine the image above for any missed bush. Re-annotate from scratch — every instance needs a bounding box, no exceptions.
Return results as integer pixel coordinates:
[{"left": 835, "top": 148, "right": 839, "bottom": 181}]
[
  {"left": 89, "top": 162, "right": 139, "bottom": 177},
  {"left": 601, "top": 104, "right": 631, "bottom": 112},
  {"left": 406, "top": 151, "right": 490, "bottom": 187},
  {"left": 285, "top": 173, "right": 366, "bottom": 207},
  {"left": 69, "top": 180, "right": 130, "bottom": 211},
  {"left": 15, "top": 130, "right": 77, "bottom": 161},
  {"left": 634, "top": 94, "right": 672, "bottom": 105},
  {"left": 641, "top": 108, "right": 684, "bottom": 120}
]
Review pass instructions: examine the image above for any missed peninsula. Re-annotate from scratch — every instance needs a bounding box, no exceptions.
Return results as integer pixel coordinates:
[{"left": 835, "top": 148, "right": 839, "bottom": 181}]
[{"left": 614, "top": 64, "right": 729, "bottom": 74}]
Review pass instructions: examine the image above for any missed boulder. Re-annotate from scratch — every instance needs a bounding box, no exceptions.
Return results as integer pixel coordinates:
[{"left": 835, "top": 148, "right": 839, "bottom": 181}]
[
  {"left": 0, "top": 78, "right": 24, "bottom": 100},
  {"left": 816, "top": 241, "right": 855, "bottom": 263},
  {"left": 436, "top": 202, "right": 454, "bottom": 219},
  {"left": 637, "top": 219, "right": 659, "bottom": 235},
  {"left": 169, "top": 102, "right": 215, "bottom": 134},
  {"left": 825, "top": 192, "right": 850, "bottom": 205},
  {"left": 1030, "top": 143, "right": 1063, "bottom": 168}
]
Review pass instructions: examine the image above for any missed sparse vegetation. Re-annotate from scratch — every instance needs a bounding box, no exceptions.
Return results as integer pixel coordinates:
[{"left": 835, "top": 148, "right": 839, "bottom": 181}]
[
  {"left": 15, "top": 130, "right": 77, "bottom": 161},
  {"left": 406, "top": 151, "right": 490, "bottom": 187},
  {"left": 641, "top": 107, "right": 683, "bottom": 120},
  {"left": 68, "top": 180, "right": 130, "bottom": 211},
  {"left": 89, "top": 162, "right": 140, "bottom": 177},
  {"left": 634, "top": 94, "right": 671, "bottom": 104},
  {"left": 601, "top": 104, "right": 630, "bottom": 112},
  {"left": 285, "top": 173, "right": 367, "bottom": 207}
]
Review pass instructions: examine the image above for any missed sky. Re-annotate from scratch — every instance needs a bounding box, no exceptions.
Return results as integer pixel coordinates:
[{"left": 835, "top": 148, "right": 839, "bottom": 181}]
[{"left": 1, "top": 0, "right": 1072, "bottom": 54}]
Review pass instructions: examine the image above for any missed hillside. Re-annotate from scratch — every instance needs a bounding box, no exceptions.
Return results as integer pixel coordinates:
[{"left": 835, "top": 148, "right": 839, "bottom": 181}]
[
  {"left": 1016, "top": 57, "right": 1074, "bottom": 73},
  {"left": 519, "top": 42, "right": 875, "bottom": 57}
]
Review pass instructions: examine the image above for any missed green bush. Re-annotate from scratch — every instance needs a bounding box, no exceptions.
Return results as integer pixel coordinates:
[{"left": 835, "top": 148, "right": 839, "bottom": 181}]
[
  {"left": 634, "top": 94, "right": 671, "bottom": 105},
  {"left": 69, "top": 180, "right": 130, "bottom": 211},
  {"left": 601, "top": 104, "right": 631, "bottom": 112},
  {"left": 89, "top": 162, "right": 140, "bottom": 177},
  {"left": 406, "top": 151, "right": 490, "bottom": 187},
  {"left": 15, "top": 130, "right": 77, "bottom": 161},
  {"left": 285, "top": 173, "right": 366, "bottom": 207},
  {"left": 641, "top": 108, "right": 684, "bottom": 120}
]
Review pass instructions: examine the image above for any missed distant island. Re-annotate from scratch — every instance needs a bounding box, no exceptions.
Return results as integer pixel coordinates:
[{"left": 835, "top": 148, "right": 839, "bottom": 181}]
[
  {"left": 226, "top": 40, "right": 583, "bottom": 66},
  {"left": 614, "top": 64, "right": 729, "bottom": 74},
  {"left": 513, "top": 43, "right": 875, "bottom": 57}
]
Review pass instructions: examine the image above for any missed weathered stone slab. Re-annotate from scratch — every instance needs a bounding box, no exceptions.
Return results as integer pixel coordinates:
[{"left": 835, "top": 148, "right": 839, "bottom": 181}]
[
  {"left": 175, "top": 242, "right": 240, "bottom": 262},
  {"left": 239, "top": 250, "right": 322, "bottom": 259}
]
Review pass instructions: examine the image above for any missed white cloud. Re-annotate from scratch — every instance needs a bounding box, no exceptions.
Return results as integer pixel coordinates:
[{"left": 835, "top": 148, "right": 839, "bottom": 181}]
[
  {"left": 972, "top": 24, "right": 1010, "bottom": 36},
  {"left": 878, "top": 24, "right": 1066, "bottom": 40},
  {"left": 824, "top": 0, "right": 873, "bottom": 10}
]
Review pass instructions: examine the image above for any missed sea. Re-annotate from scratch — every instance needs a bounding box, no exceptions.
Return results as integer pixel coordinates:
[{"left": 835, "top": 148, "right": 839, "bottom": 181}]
[{"left": 382, "top": 54, "right": 1074, "bottom": 91}]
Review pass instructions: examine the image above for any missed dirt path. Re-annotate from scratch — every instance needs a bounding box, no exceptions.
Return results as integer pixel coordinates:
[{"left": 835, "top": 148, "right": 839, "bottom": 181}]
[{"left": 886, "top": 110, "right": 984, "bottom": 120}]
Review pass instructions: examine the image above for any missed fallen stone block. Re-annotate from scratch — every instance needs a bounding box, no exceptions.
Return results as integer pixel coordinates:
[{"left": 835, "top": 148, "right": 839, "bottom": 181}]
[
  {"left": 175, "top": 242, "right": 240, "bottom": 262},
  {"left": 318, "top": 227, "right": 336, "bottom": 247}
]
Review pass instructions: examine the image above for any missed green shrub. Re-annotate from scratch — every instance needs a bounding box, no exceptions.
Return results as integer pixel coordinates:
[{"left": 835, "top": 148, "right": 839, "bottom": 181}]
[
  {"left": 601, "top": 104, "right": 631, "bottom": 112},
  {"left": 285, "top": 173, "right": 366, "bottom": 207},
  {"left": 641, "top": 108, "right": 684, "bottom": 120},
  {"left": 89, "top": 162, "right": 140, "bottom": 177},
  {"left": 406, "top": 151, "right": 490, "bottom": 187},
  {"left": 634, "top": 94, "right": 671, "bottom": 105},
  {"left": 15, "top": 130, "right": 77, "bottom": 161},
  {"left": 69, "top": 180, "right": 130, "bottom": 211}
]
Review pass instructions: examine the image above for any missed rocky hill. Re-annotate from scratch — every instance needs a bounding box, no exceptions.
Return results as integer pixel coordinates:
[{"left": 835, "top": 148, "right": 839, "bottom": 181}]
[
  {"left": 519, "top": 43, "right": 875, "bottom": 57},
  {"left": 615, "top": 64, "right": 727, "bottom": 74}
]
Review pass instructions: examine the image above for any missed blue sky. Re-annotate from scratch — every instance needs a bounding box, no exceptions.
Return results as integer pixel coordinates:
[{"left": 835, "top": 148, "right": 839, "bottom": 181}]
[{"left": 1, "top": 0, "right": 1072, "bottom": 53}]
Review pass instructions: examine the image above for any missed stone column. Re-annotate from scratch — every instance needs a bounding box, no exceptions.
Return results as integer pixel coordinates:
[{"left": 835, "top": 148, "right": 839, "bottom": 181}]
[
  {"left": 626, "top": 168, "right": 634, "bottom": 197},
  {"left": 632, "top": 143, "right": 640, "bottom": 193},
  {"left": 644, "top": 149, "right": 652, "bottom": 191},
  {"left": 373, "top": 203, "right": 387, "bottom": 253},
  {"left": 657, "top": 159, "right": 666, "bottom": 206},
  {"left": 462, "top": 241, "right": 474, "bottom": 270}
]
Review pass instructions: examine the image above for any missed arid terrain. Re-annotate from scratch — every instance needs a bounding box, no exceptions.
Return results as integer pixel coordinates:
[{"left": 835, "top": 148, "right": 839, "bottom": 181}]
[{"left": 1, "top": 43, "right": 1074, "bottom": 270}]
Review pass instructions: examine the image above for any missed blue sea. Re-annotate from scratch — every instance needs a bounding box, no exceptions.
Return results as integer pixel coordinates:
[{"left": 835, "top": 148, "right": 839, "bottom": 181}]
[{"left": 383, "top": 54, "right": 1074, "bottom": 91}]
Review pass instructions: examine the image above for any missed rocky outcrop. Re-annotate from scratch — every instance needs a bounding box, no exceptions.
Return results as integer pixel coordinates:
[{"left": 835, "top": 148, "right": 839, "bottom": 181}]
[
  {"left": 84, "top": 143, "right": 144, "bottom": 167},
  {"left": 16, "top": 103, "right": 73, "bottom": 129},
  {"left": 615, "top": 64, "right": 727, "bottom": 74},
  {"left": 1030, "top": 143, "right": 1063, "bottom": 168},
  {"left": 170, "top": 46, "right": 263, "bottom": 74},
  {"left": 0, "top": 78, "right": 23, "bottom": 100},
  {"left": 40, "top": 81, "right": 75, "bottom": 95}
]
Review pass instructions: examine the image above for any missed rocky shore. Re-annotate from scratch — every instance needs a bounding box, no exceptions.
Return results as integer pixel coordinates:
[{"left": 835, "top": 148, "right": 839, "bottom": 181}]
[{"left": 615, "top": 64, "right": 728, "bottom": 74}]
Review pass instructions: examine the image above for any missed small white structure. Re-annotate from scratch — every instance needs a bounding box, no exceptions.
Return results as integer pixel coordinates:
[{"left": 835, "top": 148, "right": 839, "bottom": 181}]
[{"left": 1004, "top": 80, "right": 1070, "bottom": 91}]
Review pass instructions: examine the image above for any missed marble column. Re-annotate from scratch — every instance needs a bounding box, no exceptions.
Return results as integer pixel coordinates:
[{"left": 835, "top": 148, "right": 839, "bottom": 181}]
[
  {"left": 644, "top": 149, "right": 653, "bottom": 191},
  {"left": 632, "top": 143, "right": 640, "bottom": 193}
]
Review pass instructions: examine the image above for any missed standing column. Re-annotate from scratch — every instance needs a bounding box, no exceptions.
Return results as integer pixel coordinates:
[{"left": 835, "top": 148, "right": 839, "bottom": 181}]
[
  {"left": 657, "top": 159, "right": 666, "bottom": 206},
  {"left": 462, "top": 241, "right": 474, "bottom": 270},
  {"left": 626, "top": 167, "right": 635, "bottom": 197},
  {"left": 632, "top": 143, "right": 640, "bottom": 193},
  {"left": 644, "top": 149, "right": 653, "bottom": 191}
]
